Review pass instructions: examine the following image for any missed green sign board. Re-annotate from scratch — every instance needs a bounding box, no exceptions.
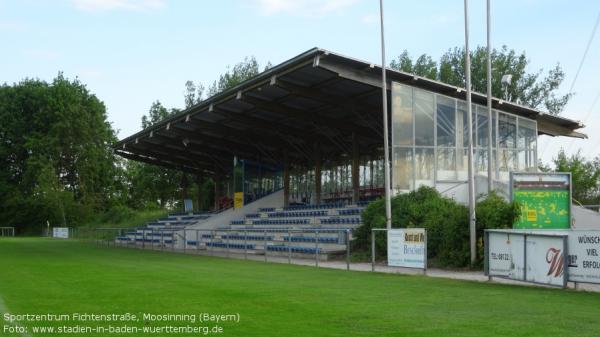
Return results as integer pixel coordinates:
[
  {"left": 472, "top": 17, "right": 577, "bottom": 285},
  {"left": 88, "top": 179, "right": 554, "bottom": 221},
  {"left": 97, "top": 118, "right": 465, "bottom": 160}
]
[{"left": 510, "top": 172, "right": 571, "bottom": 229}]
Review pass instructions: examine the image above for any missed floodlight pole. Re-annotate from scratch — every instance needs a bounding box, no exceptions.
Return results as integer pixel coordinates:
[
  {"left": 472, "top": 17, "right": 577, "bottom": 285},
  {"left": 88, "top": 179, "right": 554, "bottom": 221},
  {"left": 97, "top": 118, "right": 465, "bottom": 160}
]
[
  {"left": 486, "top": 0, "right": 493, "bottom": 193},
  {"left": 379, "top": 0, "right": 392, "bottom": 230},
  {"left": 464, "top": 0, "right": 477, "bottom": 265}
]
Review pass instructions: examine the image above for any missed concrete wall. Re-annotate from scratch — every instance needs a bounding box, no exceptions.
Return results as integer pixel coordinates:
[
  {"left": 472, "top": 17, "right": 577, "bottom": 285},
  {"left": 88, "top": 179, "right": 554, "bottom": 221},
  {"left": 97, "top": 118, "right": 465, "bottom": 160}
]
[
  {"left": 572, "top": 206, "right": 600, "bottom": 229},
  {"left": 187, "top": 189, "right": 284, "bottom": 231}
]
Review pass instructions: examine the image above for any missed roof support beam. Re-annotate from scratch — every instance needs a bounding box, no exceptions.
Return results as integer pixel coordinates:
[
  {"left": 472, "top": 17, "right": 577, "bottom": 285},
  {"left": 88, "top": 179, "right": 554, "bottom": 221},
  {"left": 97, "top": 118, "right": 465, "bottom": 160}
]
[
  {"left": 130, "top": 141, "right": 229, "bottom": 171},
  {"left": 115, "top": 150, "right": 209, "bottom": 175},
  {"left": 274, "top": 78, "right": 383, "bottom": 137}
]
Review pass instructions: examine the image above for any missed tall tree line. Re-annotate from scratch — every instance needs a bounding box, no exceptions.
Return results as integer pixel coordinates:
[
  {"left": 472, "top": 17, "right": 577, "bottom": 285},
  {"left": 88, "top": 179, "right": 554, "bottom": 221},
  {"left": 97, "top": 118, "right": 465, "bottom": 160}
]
[{"left": 0, "top": 74, "right": 121, "bottom": 233}]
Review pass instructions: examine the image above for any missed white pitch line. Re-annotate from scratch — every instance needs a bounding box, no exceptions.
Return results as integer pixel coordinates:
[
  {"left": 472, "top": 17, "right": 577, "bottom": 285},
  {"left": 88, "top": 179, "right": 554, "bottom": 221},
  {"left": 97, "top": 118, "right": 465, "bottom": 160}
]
[{"left": 0, "top": 295, "right": 33, "bottom": 337}]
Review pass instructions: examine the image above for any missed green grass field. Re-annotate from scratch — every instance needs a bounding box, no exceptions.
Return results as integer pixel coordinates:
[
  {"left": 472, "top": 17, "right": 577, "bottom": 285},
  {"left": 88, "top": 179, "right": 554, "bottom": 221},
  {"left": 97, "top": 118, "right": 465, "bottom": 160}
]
[{"left": 1, "top": 238, "right": 600, "bottom": 337}]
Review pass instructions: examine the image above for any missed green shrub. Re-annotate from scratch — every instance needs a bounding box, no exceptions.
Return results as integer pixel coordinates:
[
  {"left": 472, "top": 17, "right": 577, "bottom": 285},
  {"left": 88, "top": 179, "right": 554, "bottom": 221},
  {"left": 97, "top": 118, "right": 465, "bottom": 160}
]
[
  {"left": 475, "top": 191, "right": 520, "bottom": 265},
  {"left": 98, "top": 205, "right": 137, "bottom": 224},
  {"left": 353, "top": 187, "right": 520, "bottom": 268}
]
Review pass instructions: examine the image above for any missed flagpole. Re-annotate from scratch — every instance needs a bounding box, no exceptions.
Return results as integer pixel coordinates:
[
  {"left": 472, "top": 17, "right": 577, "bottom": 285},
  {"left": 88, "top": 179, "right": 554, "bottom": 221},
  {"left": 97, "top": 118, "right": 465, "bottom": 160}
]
[
  {"left": 464, "top": 0, "right": 477, "bottom": 264},
  {"left": 486, "top": 0, "right": 494, "bottom": 193},
  {"left": 379, "top": 0, "right": 392, "bottom": 230}
]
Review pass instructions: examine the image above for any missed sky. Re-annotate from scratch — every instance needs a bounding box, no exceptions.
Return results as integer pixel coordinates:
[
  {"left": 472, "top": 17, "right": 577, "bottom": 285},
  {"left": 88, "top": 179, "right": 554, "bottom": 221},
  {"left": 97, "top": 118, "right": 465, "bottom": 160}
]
[{"left": 2, "top": 0, "right": 599, "bottom": 164}]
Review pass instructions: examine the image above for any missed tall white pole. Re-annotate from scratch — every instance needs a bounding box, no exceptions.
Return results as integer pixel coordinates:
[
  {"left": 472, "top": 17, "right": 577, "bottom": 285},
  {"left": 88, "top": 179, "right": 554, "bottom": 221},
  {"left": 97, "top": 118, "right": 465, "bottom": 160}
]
[
  {"left": 379, "top": 0, "right": 392, "bottom": 229},
  {"left": 464, "top": 0, "right": 477, "bottom": 264},
  {"left": 486, "top": 0, "right": 493, "bottom": 193}
]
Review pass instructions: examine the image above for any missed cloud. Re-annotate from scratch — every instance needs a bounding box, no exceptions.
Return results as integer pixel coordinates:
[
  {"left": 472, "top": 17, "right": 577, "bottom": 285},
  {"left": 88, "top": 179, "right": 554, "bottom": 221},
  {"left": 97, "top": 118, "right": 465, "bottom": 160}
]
[
  {"left": 430, "top": 14, "right": 456, "bottom": 25},
  {"left": 71, "top": 0, "right": 166, "bottom": 12},
  {"left": 361, "top": 13, "right": 377, "bottom": 25},
  {"left": 21, "top": 48, "right": 61, "bottom": 61},
  {"left": 77, "top": 67, "right": 104, "bottom": 80},
  {"left": 248, "top": 0, "right": 361, "bottom": 17},
  {"left": 0, "top": 20, "right": 28, "bottom": 32}
]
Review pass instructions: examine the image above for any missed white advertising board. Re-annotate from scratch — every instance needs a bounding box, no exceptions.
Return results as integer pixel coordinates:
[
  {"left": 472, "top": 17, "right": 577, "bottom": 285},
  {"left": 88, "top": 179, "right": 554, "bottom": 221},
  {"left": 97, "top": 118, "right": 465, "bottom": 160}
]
[
  {"left": 566, "top": 231, "right": 600, "bottom": 284},
  {"left": 487, "top": 231, "right": 525, "bottom": 280},
  {"left": 387, "top": 228, "right": 426, "bottom": 269},
  {"left": 525, "top": 235, "right": 566, "bottom": 287},
  {"left": 487, "top": 230, "right": 567, "bottom": 287},
  {"left": 52, "top": 227, "right": 69, "bottom": 239}
]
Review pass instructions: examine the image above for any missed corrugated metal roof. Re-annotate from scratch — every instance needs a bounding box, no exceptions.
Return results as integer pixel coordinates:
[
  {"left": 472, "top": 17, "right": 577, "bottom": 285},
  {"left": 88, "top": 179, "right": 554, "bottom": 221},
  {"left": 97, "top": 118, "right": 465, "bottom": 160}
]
[{"left": 114, "top": 48, "right": 586, "bottom": 174}]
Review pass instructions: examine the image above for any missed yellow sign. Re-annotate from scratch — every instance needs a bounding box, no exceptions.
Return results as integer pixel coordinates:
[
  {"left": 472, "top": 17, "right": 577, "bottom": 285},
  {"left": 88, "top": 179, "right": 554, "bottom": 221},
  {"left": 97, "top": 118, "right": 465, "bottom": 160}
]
[{"left": 234, "top": 192, "right": 244, "bottom": 209}]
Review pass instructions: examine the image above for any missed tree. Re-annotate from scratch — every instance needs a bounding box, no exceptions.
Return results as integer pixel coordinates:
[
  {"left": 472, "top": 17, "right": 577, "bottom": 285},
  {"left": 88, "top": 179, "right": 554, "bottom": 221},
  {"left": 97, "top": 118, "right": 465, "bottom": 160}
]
[
  {"left": 141, "top": 100, "right": 180, "bottom": 129},
  {"left": 184, "top": 80, "right": 205, "bottom": 108},
  {"left": 208, "top": 56, "right": 270, "bottom": 96},
  {"left": 0, "top": 74, "right": 121, "bottom": 233},
  {"left": 552, "top": 150, "right": 600, "bottom": 205},
  {"left": 390, "top": 46, "right": 571, "bottom": 115},
  {"left": 125, "top": 101, "right": 183, "bottom": 209}
]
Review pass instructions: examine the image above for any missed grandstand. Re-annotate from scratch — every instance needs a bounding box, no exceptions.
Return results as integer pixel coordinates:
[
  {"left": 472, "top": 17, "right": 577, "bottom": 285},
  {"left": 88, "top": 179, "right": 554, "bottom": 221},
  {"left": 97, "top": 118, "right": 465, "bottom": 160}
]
[
  {"left": 116, "top": 191, "right": 367, "bottom": 260},
  {"left": 113, "top": 48, "right": 587, "bottom": 258}
]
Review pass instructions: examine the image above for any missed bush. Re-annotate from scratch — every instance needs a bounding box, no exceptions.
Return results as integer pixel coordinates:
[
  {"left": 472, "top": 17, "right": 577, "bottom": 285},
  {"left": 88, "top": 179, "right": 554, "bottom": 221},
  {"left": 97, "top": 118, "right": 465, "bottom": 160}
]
[
  {"left": 98, "top": 205, "right": 137, "bottom": 224},
  {"left": 475, "top": 191, "right": 520, "bottom": 265},
  {"left": 353, "top": 187, "right": 520, "bottom": 268}
]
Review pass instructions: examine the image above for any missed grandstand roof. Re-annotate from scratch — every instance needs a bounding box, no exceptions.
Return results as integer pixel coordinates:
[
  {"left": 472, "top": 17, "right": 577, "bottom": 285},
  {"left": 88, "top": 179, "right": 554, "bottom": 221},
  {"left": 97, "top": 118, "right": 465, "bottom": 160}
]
[{"left": 114, "top": 48, "right": 586, "bottom": 175}]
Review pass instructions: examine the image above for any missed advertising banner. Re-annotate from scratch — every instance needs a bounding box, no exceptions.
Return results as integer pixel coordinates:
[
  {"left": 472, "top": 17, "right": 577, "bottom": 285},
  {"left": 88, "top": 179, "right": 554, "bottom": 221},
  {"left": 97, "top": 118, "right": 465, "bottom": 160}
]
[
  {"left": 510, "top": 172, "right": 571, "bottom": 229},
  {"left": 525, "top": 235, "right": 566, "bottom": 287},
  {"left": 52, "top": 227, "right": 69, "bottom": 239},
  {"left": 487, "top": 231, "right": 524, "bottom": 280},
  {"left": 566, "top": 231, "right": 600, "bottom": 284},
  {"left": 387, "top": 228, "right": 426, "bottom": 269},
  {"left": 233, "top": 192, "right": 244, "bottom": 209},
  {"left": 488, "top": 229, "right": 600, "bottom": 285},
  {"left": 487, "top": 230, "right": 567, "bottom": 287}
]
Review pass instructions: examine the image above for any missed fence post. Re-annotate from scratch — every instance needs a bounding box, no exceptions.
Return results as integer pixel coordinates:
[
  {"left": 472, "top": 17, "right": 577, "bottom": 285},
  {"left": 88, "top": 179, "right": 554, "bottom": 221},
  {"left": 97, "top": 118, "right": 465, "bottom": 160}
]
[
  {"left": 264, "top": 229, "right": 268, "bottom": 263},
  {"left": 210, "top": 230, "right": 214, "bottom": 256},
  {"left": 172, "top": 231, "right": 175, "bottom": 252},
  {"left": 371, "top": 230, "right": 375, "bottom": 272},
  {"left": 244, "top": 229, "right": 248, "bottom": 260},
  {"left": 346, "top": 229, "right": 350, "bottom": 271},
  {"left": 196, "top": 230, "right": 200, "bottom": 254},
  {"left": 184, "top": 230, "right": 187, "bottom": 254},
  {"left": 287, "top": 228, "right": 291, "bottom": 264},
  {"left": 315, "top": 230, "right": 319, "bottom": 267},
  {"left": 161, "top": 231, "right": 165, "bottom": 252},
  {"left": 226, "top": 230, "right": 230, "bottom": 258}
]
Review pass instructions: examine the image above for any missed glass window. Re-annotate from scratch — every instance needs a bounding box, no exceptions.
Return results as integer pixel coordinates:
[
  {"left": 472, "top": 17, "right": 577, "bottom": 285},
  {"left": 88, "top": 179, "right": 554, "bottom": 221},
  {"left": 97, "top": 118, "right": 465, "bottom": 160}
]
[
  {"left": 476, "top": 149, "right": 491, "bottom": 176},
  {"left": 458, "top": 101, "right": 476, "bottom": 147},
  {"left": 457, "top": 148, "right": 469, "bottom": 180},
  {"left": 437, "top": 147, "right": 457, "bottom": 180},
  {"left": 518, "top": 150, "right": 537, "bottom": 172},
  {"left": 391, "top": 83, "right": 413, "bottom": 146},
  {"left": 498, "top": 149, "right": 517, "bottom": 172},
  {"left": 498, "top": 113, "right": 516, "bottom": 148},
  {"left": 436, "top": 95, "right": 456, "bottom": 147},
  {"left": 393, "top": 147, "right": 413, "bottom": 191},
  {"left": 477, "top": 105, "right": 491, "bottom": 147},
  {"left": 415, "top": 147, "right": 434, "bottom": 187},
  {"left": 414, "top": 89, "right": 435, "bottom": 146},
  {"left": 518, "top": 117, "right": 537, "bottom": 150}
]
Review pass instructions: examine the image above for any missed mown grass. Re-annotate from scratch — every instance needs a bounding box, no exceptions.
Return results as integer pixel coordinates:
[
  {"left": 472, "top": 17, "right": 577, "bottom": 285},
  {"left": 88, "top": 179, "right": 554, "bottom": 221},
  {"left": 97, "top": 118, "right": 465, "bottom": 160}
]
[{"left": 1, "top": 238, "right": 599, "bottom": 337}]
